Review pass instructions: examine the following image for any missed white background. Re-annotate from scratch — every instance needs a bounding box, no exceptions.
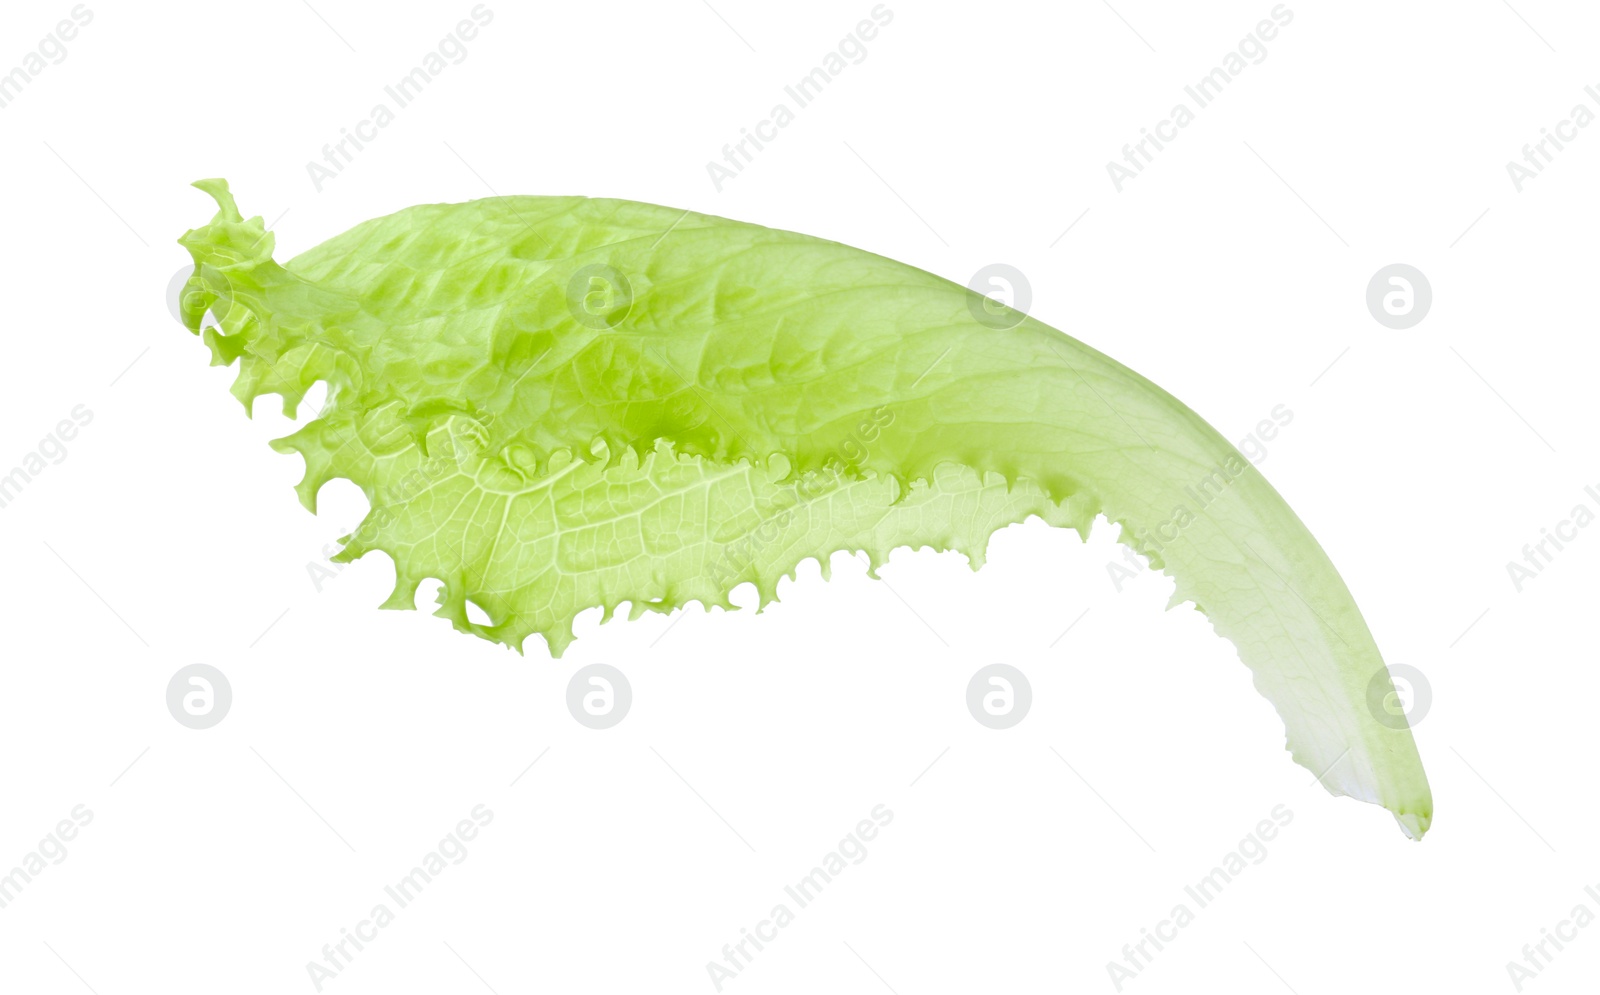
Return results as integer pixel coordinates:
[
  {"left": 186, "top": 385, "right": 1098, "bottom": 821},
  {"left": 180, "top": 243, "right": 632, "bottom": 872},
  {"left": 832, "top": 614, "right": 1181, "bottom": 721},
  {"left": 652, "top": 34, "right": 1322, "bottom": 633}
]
[{"left": 0, "top": 1, "right": 1595, "bottom": 992}]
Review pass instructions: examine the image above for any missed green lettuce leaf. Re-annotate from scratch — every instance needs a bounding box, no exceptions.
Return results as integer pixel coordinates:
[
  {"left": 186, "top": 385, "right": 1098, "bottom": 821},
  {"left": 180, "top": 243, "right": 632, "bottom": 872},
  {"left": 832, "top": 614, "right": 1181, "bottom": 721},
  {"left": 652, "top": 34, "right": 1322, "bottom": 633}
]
[{"left": 177, "top": 179, "right": 1432, "bottom": 838}]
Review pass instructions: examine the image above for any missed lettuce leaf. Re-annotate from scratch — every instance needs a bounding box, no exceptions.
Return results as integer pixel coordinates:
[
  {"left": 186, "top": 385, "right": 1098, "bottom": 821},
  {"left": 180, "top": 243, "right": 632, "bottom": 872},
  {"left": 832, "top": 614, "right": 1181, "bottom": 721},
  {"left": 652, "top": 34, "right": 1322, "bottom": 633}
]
[{"left": 177, "top": 179, "right": 1432, "bottom": 838}]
